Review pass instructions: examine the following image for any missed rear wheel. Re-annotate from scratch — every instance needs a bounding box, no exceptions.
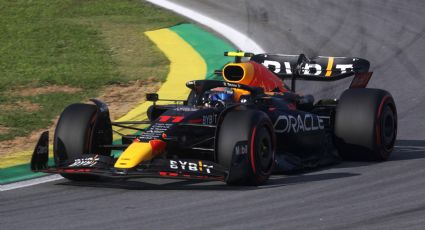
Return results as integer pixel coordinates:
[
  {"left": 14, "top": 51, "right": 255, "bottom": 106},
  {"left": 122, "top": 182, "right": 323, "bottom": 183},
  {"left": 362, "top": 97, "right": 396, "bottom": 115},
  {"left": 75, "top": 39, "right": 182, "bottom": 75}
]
[
  {"left": 218, "top": 109, "right": 275, "bottom": 185},
  {"left": 334, "top": 88, "right": 397, "bottom": 161},
  {"left": 54, "top": 103, "right": 112, "bottom": 181}
]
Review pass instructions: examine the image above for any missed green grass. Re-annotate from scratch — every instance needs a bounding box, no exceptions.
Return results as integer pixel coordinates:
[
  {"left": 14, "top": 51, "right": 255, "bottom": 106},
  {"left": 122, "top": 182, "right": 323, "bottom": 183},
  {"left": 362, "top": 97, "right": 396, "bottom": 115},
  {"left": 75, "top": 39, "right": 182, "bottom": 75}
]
[{"left": 0, "top": 0, "right": 184, "bottom": 141}]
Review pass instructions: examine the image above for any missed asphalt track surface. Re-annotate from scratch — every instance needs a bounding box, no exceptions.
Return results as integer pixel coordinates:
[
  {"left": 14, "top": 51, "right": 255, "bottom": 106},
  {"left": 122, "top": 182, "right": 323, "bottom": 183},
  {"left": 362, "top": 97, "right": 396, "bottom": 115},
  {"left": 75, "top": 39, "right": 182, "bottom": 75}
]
[{"left": 2, "top": 1, "right": 425, "bottom": 229}]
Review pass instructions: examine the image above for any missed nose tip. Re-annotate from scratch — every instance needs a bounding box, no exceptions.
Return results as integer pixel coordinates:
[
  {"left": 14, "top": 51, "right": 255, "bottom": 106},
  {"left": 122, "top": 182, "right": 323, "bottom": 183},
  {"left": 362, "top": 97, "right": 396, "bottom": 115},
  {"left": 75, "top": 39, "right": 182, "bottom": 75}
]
[{"left": 149, "top": 139, "right": 166, "bottom": 155}]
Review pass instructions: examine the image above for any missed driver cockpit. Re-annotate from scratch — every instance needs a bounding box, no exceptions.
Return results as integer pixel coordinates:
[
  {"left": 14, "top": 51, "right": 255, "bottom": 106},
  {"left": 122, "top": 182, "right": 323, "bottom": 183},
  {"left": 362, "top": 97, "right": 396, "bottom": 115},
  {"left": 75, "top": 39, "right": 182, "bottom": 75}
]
[{"left": 202, "top": 87, "right": 235, "bottom": 108}]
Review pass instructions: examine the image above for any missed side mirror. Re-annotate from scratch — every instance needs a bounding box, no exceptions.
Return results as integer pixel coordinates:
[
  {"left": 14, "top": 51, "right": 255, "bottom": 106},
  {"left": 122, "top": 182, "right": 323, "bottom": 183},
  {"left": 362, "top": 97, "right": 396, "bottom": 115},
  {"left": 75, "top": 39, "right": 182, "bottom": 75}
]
[{"left": 146, "top": 93, "right": 158, "bottom": 102}]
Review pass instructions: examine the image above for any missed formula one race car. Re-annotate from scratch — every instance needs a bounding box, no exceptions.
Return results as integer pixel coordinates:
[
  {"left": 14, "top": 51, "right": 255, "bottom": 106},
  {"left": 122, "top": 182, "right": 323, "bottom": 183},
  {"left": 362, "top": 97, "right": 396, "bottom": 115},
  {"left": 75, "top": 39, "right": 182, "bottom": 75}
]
[{"left": 31, "top": 51, "right": 397, "bottom": 185}]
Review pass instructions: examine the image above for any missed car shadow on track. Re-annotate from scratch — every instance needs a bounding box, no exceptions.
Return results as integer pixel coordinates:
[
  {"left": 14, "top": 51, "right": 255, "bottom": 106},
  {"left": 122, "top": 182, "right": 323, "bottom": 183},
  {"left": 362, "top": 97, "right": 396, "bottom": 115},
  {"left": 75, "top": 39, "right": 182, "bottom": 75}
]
[
  {"left": 58, "top": 179, "right": 240, "bottom": 191},
  {"left": 261, "top": 172, "right": 360, "bottom": 188},
  {"left": 391, "top": 139, "right": 425, "bottom": 160},
  {"left": 57, "top": 171, "right": 359, "bottom": 191},
  {"left": 329, "top": 139, "right": 425, "bottom": 169}
]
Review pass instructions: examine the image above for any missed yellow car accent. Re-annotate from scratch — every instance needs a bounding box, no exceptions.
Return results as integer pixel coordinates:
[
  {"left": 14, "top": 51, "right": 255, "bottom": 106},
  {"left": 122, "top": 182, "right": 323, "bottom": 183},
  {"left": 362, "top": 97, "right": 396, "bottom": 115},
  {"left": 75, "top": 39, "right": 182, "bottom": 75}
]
[
  {"left": 198, "top": 160, "right": 203, "bottom": 172},
  {"left": 225, "top": 51, "right": 246, "bottom": 57},
  {"left": 114, "top": 142, "right": 153, "bottom": 169},
  {"left": 224, "top": 51, "right": 254, "bottom": 57},
  {"left": 115, "top": 139, "right": 166, "bottom": 168},
  {"left": 233, "top": 88, "right": 250, "bottom": 102},
  {"left": 325, "top": 57, "right": 334, "bottom": 77}
]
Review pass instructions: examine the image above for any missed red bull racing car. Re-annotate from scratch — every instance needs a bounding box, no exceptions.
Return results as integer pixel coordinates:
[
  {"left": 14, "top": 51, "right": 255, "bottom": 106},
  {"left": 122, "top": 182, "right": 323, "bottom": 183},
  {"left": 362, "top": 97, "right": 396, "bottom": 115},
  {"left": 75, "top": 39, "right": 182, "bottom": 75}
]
[{"left": 31, "top": 51, "right": 397, "bottom": 185}]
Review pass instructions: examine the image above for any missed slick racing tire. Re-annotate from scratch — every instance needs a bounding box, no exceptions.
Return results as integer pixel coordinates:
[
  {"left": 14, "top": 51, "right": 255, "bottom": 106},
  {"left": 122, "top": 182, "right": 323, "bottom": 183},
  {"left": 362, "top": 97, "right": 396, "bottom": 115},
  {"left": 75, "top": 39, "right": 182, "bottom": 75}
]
[
  {"left": 54, "top": 103, "right": 111, "bottom": 181},
  {"left": 335, "top": 88, "right": 397, "bottom": 161},
  {"left": 218, "top": 109, "right": 275, "bottom": 185}
]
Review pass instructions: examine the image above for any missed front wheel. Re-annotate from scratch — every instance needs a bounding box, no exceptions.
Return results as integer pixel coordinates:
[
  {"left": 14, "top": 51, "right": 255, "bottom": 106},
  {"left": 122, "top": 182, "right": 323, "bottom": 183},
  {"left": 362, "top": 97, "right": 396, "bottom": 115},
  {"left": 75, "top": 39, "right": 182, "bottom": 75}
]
[
  {"left": 217, "top": 109, "right": 275, "bottom": 185},
  {"left": 54, "top": 103, "right": 112, "bottom": 181}
]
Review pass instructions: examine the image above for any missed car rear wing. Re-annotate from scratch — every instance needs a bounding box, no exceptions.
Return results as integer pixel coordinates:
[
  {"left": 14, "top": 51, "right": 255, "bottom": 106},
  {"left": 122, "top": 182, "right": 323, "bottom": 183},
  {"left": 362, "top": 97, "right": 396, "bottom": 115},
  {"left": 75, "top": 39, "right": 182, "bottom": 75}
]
[
  {"left": 224, "top": 51, "right": 372, "bottom": 91},
  {"left": 250, "top": 53, "right": 370, "bottom": 80}
]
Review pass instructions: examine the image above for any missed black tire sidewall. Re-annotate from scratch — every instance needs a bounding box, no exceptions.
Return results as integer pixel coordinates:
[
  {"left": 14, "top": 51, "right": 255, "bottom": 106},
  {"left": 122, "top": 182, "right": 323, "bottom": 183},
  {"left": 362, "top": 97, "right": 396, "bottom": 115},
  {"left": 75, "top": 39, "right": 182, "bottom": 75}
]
[
  {"left": 335, "top": 88, "right": 397, "bottom": 161},
  {"left": 54, "top": 104, "right": 99, "bottom": 181},
  {"left": 217, "top": 109, "right": 275, "bottom": 185}
]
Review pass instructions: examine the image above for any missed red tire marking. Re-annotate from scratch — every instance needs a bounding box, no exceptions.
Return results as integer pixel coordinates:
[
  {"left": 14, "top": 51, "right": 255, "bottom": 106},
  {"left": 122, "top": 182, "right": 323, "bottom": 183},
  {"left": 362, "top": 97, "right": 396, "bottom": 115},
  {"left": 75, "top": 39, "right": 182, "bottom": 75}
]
[
  {"left": 250, "top": 126, "right": 257, "bottom": 175},
  {"left": 375, "top": 95, "right": 390, "bottom": 146},
  {"left": 377, "top": 95, "right": 390, "bottom": 119},
  {"left": 86, "top": 113, "right": 97, "bottom": 152}
]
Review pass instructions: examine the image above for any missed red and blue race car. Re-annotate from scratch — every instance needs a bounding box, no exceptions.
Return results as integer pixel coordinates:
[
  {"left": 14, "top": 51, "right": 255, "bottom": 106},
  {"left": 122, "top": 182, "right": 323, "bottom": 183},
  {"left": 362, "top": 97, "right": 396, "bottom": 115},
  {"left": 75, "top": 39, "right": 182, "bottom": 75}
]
[{"left": 31, "top": 51, "right": 397, "bottom": 185}]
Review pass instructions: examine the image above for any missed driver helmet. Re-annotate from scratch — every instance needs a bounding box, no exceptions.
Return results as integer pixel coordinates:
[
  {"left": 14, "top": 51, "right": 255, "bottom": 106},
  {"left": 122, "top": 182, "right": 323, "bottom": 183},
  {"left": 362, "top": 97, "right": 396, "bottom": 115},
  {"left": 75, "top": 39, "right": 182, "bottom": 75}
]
[
  {"left": 205, "top": 87, "right": 234, "bottom": 107},
  {"left": 210, "top": 89, "right": 233, "bottom": 101}
]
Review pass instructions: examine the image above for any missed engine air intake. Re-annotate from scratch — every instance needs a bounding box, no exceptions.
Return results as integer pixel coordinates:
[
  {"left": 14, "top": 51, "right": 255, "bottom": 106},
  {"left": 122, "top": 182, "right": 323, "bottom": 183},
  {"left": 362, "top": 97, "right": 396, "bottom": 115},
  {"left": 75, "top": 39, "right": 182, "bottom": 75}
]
[{"left": 223, "top": 65, "right": 245, "bottom": 81}]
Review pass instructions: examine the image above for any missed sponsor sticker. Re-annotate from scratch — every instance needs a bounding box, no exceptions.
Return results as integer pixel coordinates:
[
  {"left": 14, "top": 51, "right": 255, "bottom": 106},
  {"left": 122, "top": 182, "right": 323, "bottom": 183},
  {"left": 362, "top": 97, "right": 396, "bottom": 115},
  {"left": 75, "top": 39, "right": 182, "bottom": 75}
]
[
  {"left": 174, "top": 107, "right": 198, "bottom": 112},
  {"left": 202, "top": 114, "right": 218, "bottom": 125},
  {"left": 68, "top": 155, "right": 100, "bottom": 167},
  {"left": 223, "top": 82, "right": 239, "bottom": 88},
  {"left": 261, "top": 59, "right": 354, "bottom": 76},
  {"left": 140, "top": 123, "right": 173, "bottom": 141},
  {"left": 274, "top": 114, "right": 324, "bottom": 133},
  {"left": 169, "top": 160, "right": 214, "bottom": 174},
  {"left": 234, "top": 142, "right": 248, "bottom": 155}
]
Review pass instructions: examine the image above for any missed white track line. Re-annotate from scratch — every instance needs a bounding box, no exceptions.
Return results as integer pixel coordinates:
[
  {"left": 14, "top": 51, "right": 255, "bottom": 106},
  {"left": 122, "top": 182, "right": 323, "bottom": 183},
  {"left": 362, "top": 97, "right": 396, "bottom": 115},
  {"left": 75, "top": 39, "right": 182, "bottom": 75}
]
[
  {"left": 3, "top": 0, "right": 265, "bottom": 191},
  {"left": 145, "top": 0, "right": 265, "bottom": 53},
  {"left": 0, "top": 175, "right": 63, "bottom": 192}
]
